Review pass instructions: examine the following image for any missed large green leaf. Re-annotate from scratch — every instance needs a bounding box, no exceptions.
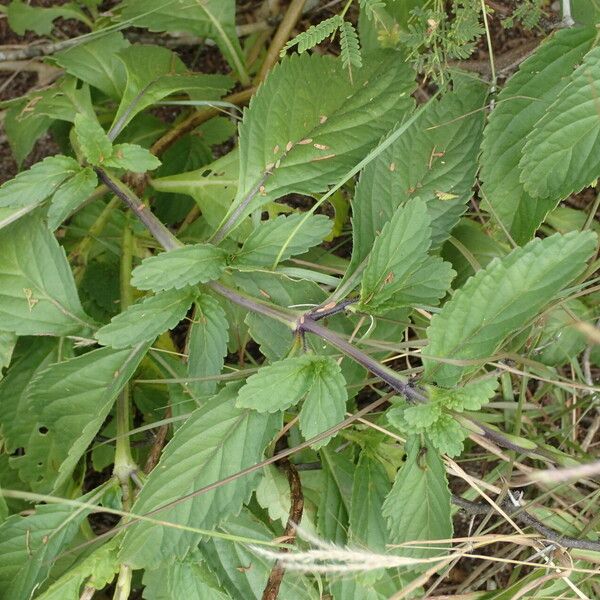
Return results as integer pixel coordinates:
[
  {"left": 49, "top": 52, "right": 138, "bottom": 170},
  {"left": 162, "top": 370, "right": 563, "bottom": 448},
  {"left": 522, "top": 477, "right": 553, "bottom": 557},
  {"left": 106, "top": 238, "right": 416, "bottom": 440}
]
[
  {"left": 0, "top": 214, "right": 93, "bottom": 336},
  {"left": 0, "top": 155, "right": 80, "bottom": 209},
  {"left": 95, "top": 288, "right": 196, "bottom": 349},
  {"left": 520, "top": 45, "right": 600, "bottom": 200},
  {"left": 382, "top": 436, "right": 452, "bottom": 561},
  {"left": 0, "top": 486, "right": 106, "bottom": 600},
  {"left": 186, "top": 294, "right": 229, "bottom": 398},
  {"left": 111, "top": 45, "right": 231, "bottom": 135},
  {"left": 350, "top": 77, "right": 487, "bottom": 274},
  {"left": 11, "top": 343, "right": 149, "bottom": 492},
  {"left": 74, "top": 113, "right": 113, "bottom": 166},
  {"left": 130, "top": 244, "right": 228, "bottom": 292},
  {"left": 422, "top": 231, "right": 598, "bottom": 386},
  {"left": 360, "top": 199, "right": 455, "bottom": 313},
  {"left": 120, "top": 0, "right": 247, "bottom": 84},
  {"left": 0, "top": 332, "right": 17, "bottom": 382},
  {"left": 233, "top": 213, "right": 332, "bottom": 267},
  {"left": 201, "top": 508, "right": 318, "bottom": 600},
  {"left": 52, "top": 32, "right": 130, "bottom": 98},
  {"left": 119, "top": 383, "right": 281, "bottom": 569},
  {"left": 0, "top": 338, "right": 58, "bottom": 451},
  {"left": 35, "top": 540, "right": 119, "bottom": 600},
  {"left": 349, "top": 451, "right": 390, "bottom": 551},
  {"left": 227, "top": 52, "right": 415, "bottom": 229},
  {"left": 480, "top": 27, "right": 596, "bottom": 243},
  {"left": 7, "top": 0, "right": 89, "bottom": 35},
  {"left": 142, "top": 552, "right": 229, "bottom": 600}
]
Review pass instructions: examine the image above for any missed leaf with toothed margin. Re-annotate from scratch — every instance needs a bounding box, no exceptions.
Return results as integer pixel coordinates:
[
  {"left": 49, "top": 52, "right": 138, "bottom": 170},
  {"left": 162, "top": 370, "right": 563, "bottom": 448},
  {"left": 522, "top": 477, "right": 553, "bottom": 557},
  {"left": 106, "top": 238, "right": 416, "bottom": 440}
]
[
  {"left": 95, "top": 288, "right": 196, "bottom": 349},
  {"left": 225, "top": 51, "right": 415, "bottom": 233},
  {"left": 119, "top": 383, "right": 281, "bottom": 569}
]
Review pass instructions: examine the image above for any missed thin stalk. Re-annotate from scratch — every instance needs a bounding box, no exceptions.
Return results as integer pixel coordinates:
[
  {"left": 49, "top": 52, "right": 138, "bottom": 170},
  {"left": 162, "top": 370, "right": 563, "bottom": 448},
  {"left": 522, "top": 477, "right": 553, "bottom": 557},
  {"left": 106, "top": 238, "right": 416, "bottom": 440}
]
[
  {"left": 113, "top": 222, "right": 137, "bottom": 500},
  {"left": 480, "top": 0, "right": 496, "bottom": 94}
]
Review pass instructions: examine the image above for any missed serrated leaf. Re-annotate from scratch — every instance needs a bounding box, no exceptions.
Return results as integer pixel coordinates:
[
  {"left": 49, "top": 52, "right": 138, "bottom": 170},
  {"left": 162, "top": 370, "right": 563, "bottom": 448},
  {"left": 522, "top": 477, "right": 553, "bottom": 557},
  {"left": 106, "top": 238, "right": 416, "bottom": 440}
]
[
  {"left": 7, "top": 0, "right": 89, "bottom": 35},
  {"left": 403, "top": 403, "right": 441, "bottom": 429},
  {"left": 119, "top": 384, "right": 281, "bottom": 569},
  {"left": 187, "top": 294, "right": 229, "bottom": 398},
  {"left": 103, "top": 143, "right": 161, "bottom": 172},
  {"left": 298, "top": 356, "right": 347, "bottom": 449},
  {"left": 47, "top": 166, "right": 98, "bottom": 230},
  {"left": 428, "top": 378, "right": 498, "bottom": 412},
  {"left": 0, "top": 214, "right": 93, "bottom": 336},
  {"left": 382, "top": 436, "right": 452, "bottom": 560},
  {"left": 131, "top": 244, "right": 228, "bottom": 292},
  {"left": 74, "top": 113, "right": 113, "bottom": 166},
  {"left": 233, "top": 213, "right": 332, "bottom": 267},
  {"left": 282, "top": 15, "right": 342, "bottom": 54},
  {"left": 111, "top": 45, "right": 232, "bottom": 135},
  {"left": 520, "top": 45, "right": 600, "bottom": 200},
  {"left": 142, "top": 553, "right": 229, "bottom": 600},
  {"left": 120, "top": 0, "right": 247, "bottom": 84},
  {"left": 350, "top": 78, "right": 487, "bottom": 275},
  {"left": 360, "top": 199, "right": 455, "bottom": 313},
  {"left": 427, "top": 414, "right": 465, "bottom": 457},
  {"left": 422, "top": 231, "right": 598, "bottom": 386},
  {"left": 227, "top": 52, "right": 415, "bottom": 228},
  {"left": 95, "top": 288, "right": 196, "bottom": 349},
  {"left": 52, "top": 32, "right": 129, "bottom": 98},
  {"left": 35, "top": 540, "right": 119, "bottom": 600},
  {"left": 4, "top": 101, "right": 52, "bottom": 167},
  {"left": 201, "top": 508, "right": 318, "bottom": 600},
  {"left": 480, "top": 27, "right": 596, "bottom": 243},
  {"left": 11, "top": 343, "right": 148, "bottom": 492},
  {"left": 349, "top": 451, "right": 390, "bottom": 551},
  {"left": 0, "top": 486, "right": 105, "bottom": 600},
  {"left": 0, "top": 155, "right": 80, "bottom": 209}
]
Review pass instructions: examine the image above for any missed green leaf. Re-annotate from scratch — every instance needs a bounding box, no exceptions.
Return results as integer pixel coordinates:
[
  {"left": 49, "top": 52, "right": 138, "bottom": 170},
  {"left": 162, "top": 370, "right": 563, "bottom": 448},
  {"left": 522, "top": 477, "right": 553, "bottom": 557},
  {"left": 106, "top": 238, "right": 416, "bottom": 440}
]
[
  {"left": 201, "top": 508, "right": 318, "bottom": 600},
  {"left": 95, "top": 288, "right": 196, "bottom": 349},
  {"left": 119, "top": 383, "right": 281, "bottom": 569},
  {"left": 120, "top": 0, "right": 247, "bottom": 84},
  {"left": 47, "top": 166, "right": 98, "bottom": 230},
  {"left": 520, "top": 45, "right": 600, "bottom": 200},
  {"left": 142, "top": 553, "right": 229, "bottom": 600},
  {"left": 103, "top": 143, "right": 162, "bottom": 172},
  {"left": 187, "top": 294, "right": 229, "bottom": 398},
  {"left": 7, "top": 0, "right": 89, "bottom": 35},
  {"left": 52, "top": 32, "right": 129, "bottom": 98},
  {"left": 340, "top": 20, "right": 363, "bottom": 76},
  {"left": 318, "top": 448, "right": 352, "bottom": 544},
  {"left": 298, "top": 355, "right": 347, "bottom": 449},
  {"left": 360, "top": 199, "right": 455, "bottom": 313},
  {"left": 0, "top": 486, "right": 105, "bottom": 600},
  {"left": 282, "top": 15, "right": 342, "bottom": 54},
  {"left": 403, "top": 403, "right": 442, "bottom": 430},
  {"left": 11, "top": 344, "right": 148, "bottom": 492},
  {"left": 427, "top": 414, "right": 466, "bottom": 457},
  {"left": 0, "top": 214, "right": 92, "bottom": 336},
  {"left": 233, "top": 213, "right": 332, "bottom": 267},
  {"left": 0, "top": 155, "right": 80, "bottom": 209},
  {"left": 423, "top": 231, "right": 598, "bottom": 386},
  {"left": 228, "top": 52, "right": 415, "bottom": 227},
  {"left": 480, "top": 27, "right": 596, "bottom": 243},
  {"left": 74, "top": 113, "right": 113, "bottom": 166},
  {"left": 35, "top": 540, "right": 119, "bottom": 600},
  {"left": 0, "top": 332, "right": 17, "bottom": 382},
  {"left": 428, "top": 378, "right": 498, "bottom": 412},
  {"left": 131, "top": 244, "right": 228, "bottom": 292},
  {"left": 237, "top": 354, "right": 342, "bottom": 416},
  {"left": 349, "top": 451, "right": 390, "bottom": 551},
  {"left": 350, "top": 78, "right": 487, "bottom": 275},
  {"left": 0, "top": 338, "right": 58, "bottom": 452},
  {"left": 382, "top": 436, "right": 452, "bottom": 560},
  {"left": 4, "top": 102, "right": 52, "bottom": 167},
  {"left": 111, "top": 45, "right": 232, "bottom": 135}
]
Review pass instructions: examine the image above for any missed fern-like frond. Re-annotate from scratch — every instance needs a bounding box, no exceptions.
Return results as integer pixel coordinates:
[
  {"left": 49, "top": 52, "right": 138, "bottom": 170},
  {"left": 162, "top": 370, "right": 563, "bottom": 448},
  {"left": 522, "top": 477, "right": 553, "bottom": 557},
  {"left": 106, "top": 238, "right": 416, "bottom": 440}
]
[
  {"left": 280, "top": 15, "right": 342, "bottom": 56},
  {"left": 339, "top": 21, "right": 362, "bottom": 82},
  {"left": 359, "top": 0, "right": 385, "bottom": 21}
]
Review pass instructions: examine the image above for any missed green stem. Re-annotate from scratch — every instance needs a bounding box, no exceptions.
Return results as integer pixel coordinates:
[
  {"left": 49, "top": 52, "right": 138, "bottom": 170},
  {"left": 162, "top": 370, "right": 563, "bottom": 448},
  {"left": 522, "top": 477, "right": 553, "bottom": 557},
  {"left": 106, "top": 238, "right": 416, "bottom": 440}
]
[{"left": 114, "top": 222, "right": 137, "bottom": 502}]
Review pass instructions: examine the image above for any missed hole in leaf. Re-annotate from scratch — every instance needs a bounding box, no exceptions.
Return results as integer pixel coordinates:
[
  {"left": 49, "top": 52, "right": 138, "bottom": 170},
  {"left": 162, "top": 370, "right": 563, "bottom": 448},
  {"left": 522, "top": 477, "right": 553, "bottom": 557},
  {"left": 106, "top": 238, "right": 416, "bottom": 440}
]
[{"left": 38, "top": 426, "right": 49, "bottom": 435}]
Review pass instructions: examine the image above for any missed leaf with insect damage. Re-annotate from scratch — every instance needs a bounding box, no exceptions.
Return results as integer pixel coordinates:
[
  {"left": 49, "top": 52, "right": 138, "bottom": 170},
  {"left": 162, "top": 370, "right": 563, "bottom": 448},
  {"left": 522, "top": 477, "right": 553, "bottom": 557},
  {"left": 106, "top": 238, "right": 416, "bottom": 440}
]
[{"left": 224, "top": 51, "right": 415, "bottom": 234}]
